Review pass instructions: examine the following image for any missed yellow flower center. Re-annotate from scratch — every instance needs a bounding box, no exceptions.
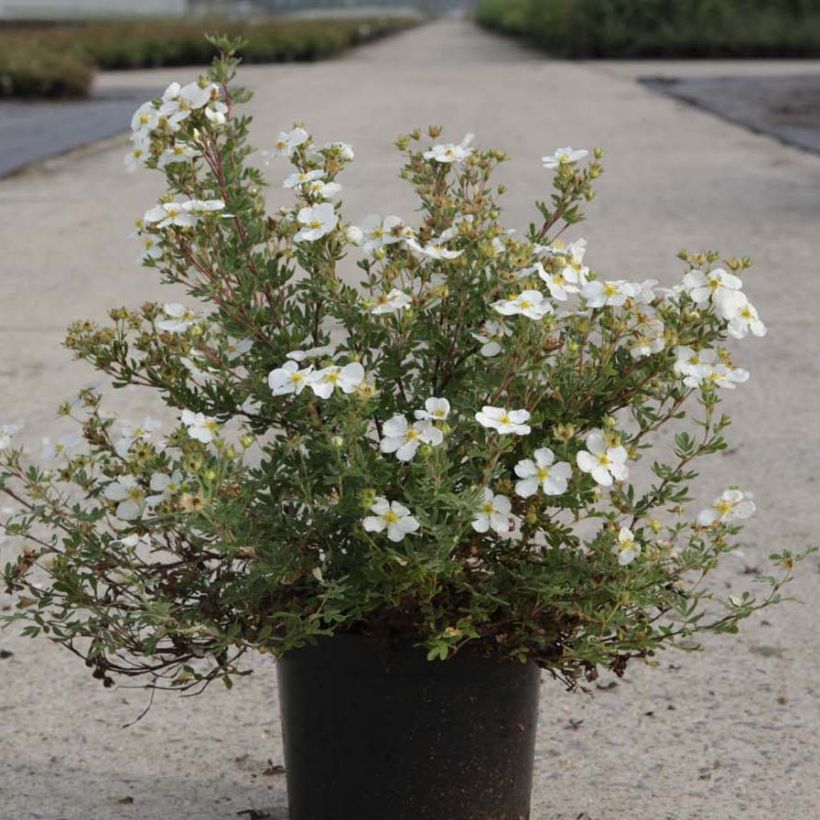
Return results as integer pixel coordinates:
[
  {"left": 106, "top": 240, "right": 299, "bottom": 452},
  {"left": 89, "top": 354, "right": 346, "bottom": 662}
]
[
  {"left": 500, "top": 414, "right": 512, "bottom": 425},
  {"left": 290, "top": 372, "right": 304, "bottom": 383},
  {"left": 519, "top": 299, "right": 533, "bottom": 309},
  {"left": 405, "top": 429, "right": 420, "bottom": 442},
  {"left": 384, "top": 511, "right": 399, "bottom": 524},
  {"left": 598, "top": 454, "right": 610, "bottom": 466},
  {"left": 716, "top": 500, "right": 734, "bottom": 515},
  {"left": 310, "top": 220, "right": 323, "bottom": 230},
  {"left": 604, "top": 283, "right": 618, "bottom": 297},
  {"left": 325, "top": 372, "right": 341, "bottom": 384},
  {"left": 482, "top": 502, "right": 494, "bottom": 513},
  {"left": 536, "top": 467, "right": 550, "bottom": 481}
]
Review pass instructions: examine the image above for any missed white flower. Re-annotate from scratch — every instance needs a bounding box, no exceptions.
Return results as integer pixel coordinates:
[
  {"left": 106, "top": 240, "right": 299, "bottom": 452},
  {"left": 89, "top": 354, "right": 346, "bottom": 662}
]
[
  {"left": 157, "top": 141, "right": 201, "bottom": 169},
  {"left": 225, "top": 338, "right": 253, "bottom": 361},
  {"left": 542, "top": 146, "right": 589, "bottom": 170},
  {"left": 415, "top": 397, "right": 450, "bottom": 422},
  {"left": 144, "top": 201, "right": 198, "bottom": 229},
  {"left": 156, "top": 303, "right": 197, "bottom": 333},
  {"left": 628, "top": 312, "right": 666, "bottom": 359},
  {"left": 104, "top": 475, "right": 145, "bottom": 521},
  {"left": 113, "top": 417, "right": 161, "bottom": 459},
  {"left": 308, "top": 362, "right": 365, "bottom": 399},
  {"left": 472, "top": 489, "right": 513, "bottom": 535},
  {"left": 371, "top": 289, "right": 411, "bottom": 315},
  {"left": 187, "top": 199, "right": 227, "bottom": 215},
  {"left": 159, "top": 80, "right": 216, "bottom": 126},
  {"left": 633, "top": 279, "right": 659, "bottom": 305},
  {"left": 283, "top": 169, "right": 325, "bottom": 189},
  {"left": 304, "top": 179, "right": 342, "bottom": 199},
  {"left": 576, "top": 430, "right": 629, "bottom": 486},
  {"left": 380, "top": 415, "right": 443, "bottom": 462},
  {"left": 674, "top": 346, "right": 748, "bottom": 390},
  {"left": 41, "top": 434, "right": 84, "bottom": 461},
  {"left": 268, "top": 361, "right": 313, "bottom": 396},
  {"left": 615, "top": 527, "right": 641, "bottom": 566},
  {"left": 681, "top": 268, "right": 744, "bottom": 318},
  {"left": 475, "top": 406, "right": 531, "bottom": 436},
  {"left": 492, "top": 290, "right": 553, "bottom": 320},
  {"left": 355, "top": 214, "right": 411, "bottom": 253},
  {"left": 404, "top": 236, "right": 462, "bottom": 260},
  {"left": 320, "top": 140, "right": 354, "bottom": 161},
  {"left": 581, "top": 280, "right": 637, "bottom": 308},
  {"left": 124, "top": 134, "right": 151, "bottom": 173},
  {"left": 294, "top": 202, "right": 337, "bottom": 243},
  {"left": 514, "top": 448, "right": 572, "bottom": 497},
  {"left": 138, "top": 235, "right": 163, "bottom": 263},
  {"left": 697, "top": 489, "right": 756, "bottom": 527},
  {"left": 725, "top": 294, "right": 766, "bottom": 339},
  {"left": 181, "top": 409, "right": 219, "bottom": 444},
  {"left": 363, "top": 497, "right": 420, "bottom": 542},
  {"left": 0, "top": 424, "right": 21, "bottom": 450},
  {"left": 472, "top": 320, "right": 511, "bottom": 357},
  {"left": 263, "top": 127, "right": 309, "bottom": 160},
  {"left": 205, "top": 98, "right": 228, "bottom": 125},
  {"left": 147, "top": 470, "right": 184, "bottom": 508},
  {"left": 424, "top": 133, "right": 474, "bottom": 164},
  {"left": 130, "top": 101, "right": 160, "bottom": 134}
]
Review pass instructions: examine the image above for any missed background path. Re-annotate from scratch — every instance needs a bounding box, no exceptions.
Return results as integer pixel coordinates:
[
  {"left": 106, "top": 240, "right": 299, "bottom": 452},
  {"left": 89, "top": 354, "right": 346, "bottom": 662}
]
[{"left": 2, "top": 19, "right": 820, "bottom": 820}]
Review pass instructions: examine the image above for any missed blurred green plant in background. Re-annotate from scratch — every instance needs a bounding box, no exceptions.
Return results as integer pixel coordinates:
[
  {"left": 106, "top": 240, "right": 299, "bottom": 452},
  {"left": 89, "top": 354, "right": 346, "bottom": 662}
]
[
  {"left": 0, "top": 16, "right": 419, "bottom": 98},
  {"left": 476, "top": 0, "right": 820, "bottom": 58}
]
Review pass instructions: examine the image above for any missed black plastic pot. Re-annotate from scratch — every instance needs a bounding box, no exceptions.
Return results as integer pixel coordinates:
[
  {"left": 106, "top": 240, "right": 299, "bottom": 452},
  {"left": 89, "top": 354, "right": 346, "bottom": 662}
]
[{"left": 277, "top": 634, "right": 541, "bottom": 820}]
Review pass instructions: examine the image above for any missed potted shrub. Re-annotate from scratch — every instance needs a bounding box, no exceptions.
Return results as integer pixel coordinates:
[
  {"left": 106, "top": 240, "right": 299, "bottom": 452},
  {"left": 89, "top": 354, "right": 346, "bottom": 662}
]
[{"left": 1, "top": 40, "right": 808, "bottom": 820}]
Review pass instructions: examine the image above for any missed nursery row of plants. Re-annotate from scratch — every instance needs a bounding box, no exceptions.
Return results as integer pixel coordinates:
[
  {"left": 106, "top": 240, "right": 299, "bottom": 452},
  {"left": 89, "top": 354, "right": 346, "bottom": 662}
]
[
  {"left": 475, "top": 0, "right": 820, "bottom": 58},
  {"left": 0, "top": 15, "right": 420, "bottom": 98}
]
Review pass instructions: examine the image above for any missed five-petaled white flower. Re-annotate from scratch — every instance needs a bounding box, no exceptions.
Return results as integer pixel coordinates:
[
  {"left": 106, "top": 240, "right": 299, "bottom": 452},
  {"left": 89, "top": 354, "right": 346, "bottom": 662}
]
[
  {"left": 628, "top": 312, "right": 666, "bottom": 359},
  {"left": 415, "top": 397, "right": 450, "bottom": 422},
  {"left": 304, "top": 179, "right": 342, "bottom": 200},
  {"left": 697, "top": 489, "right": 756, "bottom": 527},
  {"left": 475, "top": 406, "right": 531, "bottom": 436},
  {"left": 104, "top": 475, "right": 145, "bottom": 521},
  {"left": 147, "top": 470, "right": 184, "bottom": 508},
  {"left": 681, "top": 268, "right": 744, "bottom": 318},
  {"left": 492, "top": 290, "right": 553, "bottom": 320},
  {"left": 371, "top": 289, "right": 412, "bottom": 315},
  {"left": 725, "top": 295, "right": 766, "bottom": 339},
  {"left": 159, "top": 81, "right": 217, "bottom": 128},
  {"left": 308, "top": 362, "right": 365, "bottom": 399},
  {"left": 615, "top": 526, "right": 641, "bottom": 566},
  {"left": 472, "top": 489, "right": 513, "bottom": 536},
  {"left": 294, "top": 202, "right": 338, "bottom": 243},
  {"left": 542, "top": 147, "right": 589, "bottom": 170},
  {"left": 576, "top": 430, "right": 629, "bottom": 486},
  {"left": 514, "top": 448, "right": 572, "bottom": 497},
  {"left": 181, "top": 409, "right": 219, "bottom": 444},
  {"left": 674, "top": 346, "right": 748, "bottom": 390},
  {"left": 363, "top": 497, "right": 420, "bottom": 542},
  {"left": 263, "top": 127, "right": 309, "bottom": 160},
  {"left": 113, "top": 417, "right": 161, "bottom": 458},
  {"left": 268, "top": 361, "right": 314, "bottom": 396},
  {"left": 144, "top": 200, "right": 198, "bottom": 229},
  {"left": 283, "top": 169, "right": 325, "bottom": 189},
  {"left": 380, "top": 415, "right": 443, "bottom": 462},
  {"left": 130, "top": 101, "right": 160, "bottom": 134},
  {"left": 424, "top": 133, "right": 474, "bottom": 164},
  {"left": 472, "top": 320, "right": 511, "bottom": 357},
  {"left": 157, "top": 142, "right": 201, "bottom": 169},
  {"left": 405, "top": 237, "right": 463, "bottom": 260},
  {"left": 156, "top": 303, "right": 197, "bottom": 333},
  {"left": 355, "top": 214, "right": 412, "bottom": 253},
  {"left": 581, "top": 280, "right": 637, "bottom": 308},
  {"left": 124, "top": 135, "right": 151, "bottom": 173}
]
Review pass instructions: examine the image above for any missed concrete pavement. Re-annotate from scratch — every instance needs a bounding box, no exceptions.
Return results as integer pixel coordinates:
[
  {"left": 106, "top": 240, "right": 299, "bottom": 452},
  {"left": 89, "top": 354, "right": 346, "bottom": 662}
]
[{"left": 2, "top": 19, "right": 820, "bottom": 819}]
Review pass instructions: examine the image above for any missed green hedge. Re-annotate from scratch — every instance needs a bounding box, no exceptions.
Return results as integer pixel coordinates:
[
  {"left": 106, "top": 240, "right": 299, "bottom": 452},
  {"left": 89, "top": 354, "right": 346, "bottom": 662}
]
[
  {"left": 476, "top": 0, "right": 820, "bottom": 58},
  {"left": 0, "top": 16, "right": 420, "bottom": 98}
]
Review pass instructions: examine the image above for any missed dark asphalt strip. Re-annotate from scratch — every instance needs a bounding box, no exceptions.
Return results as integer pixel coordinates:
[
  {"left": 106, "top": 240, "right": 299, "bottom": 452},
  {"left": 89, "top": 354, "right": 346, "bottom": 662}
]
[
  {"left": 642, "top": 73, "right": 820, "bottom": 156},
  {"left": 0, "top": 88, "right": 157, "bottom": 178}
]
